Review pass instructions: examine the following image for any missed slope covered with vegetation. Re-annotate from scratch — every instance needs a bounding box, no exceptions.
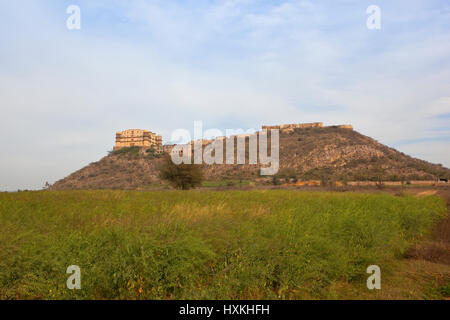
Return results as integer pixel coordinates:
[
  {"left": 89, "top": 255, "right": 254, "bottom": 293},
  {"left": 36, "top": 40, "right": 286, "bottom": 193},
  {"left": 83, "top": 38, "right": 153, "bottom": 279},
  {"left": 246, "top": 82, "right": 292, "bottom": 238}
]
[{"left": 50, "top": 127, "right": 450, "bottom": 190}]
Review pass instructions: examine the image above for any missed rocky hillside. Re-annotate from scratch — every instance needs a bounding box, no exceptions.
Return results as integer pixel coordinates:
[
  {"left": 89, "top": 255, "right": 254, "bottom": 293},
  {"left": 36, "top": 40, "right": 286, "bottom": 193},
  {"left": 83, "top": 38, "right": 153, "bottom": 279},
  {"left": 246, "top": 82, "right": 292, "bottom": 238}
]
[{"left": 50, "top": 127, "right": 450, "bottom": 190}]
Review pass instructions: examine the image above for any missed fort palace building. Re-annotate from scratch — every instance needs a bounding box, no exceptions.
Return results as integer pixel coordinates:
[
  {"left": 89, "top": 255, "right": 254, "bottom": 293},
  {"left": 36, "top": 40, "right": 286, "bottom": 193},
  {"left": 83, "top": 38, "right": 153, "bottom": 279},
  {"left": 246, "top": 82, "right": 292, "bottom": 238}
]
[
  {"left": 114, "top": 129, "right": 162, "bottom": 151},
  {"left": 113, "top": 123, "right": 352, "bottom": 153}
]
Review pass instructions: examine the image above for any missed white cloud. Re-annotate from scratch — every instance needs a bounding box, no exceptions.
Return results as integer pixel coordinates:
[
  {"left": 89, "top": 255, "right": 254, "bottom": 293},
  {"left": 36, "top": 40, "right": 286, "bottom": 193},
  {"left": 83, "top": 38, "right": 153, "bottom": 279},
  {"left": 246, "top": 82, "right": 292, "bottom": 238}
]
[{"left": 0, "top": 0, "right": 449, "bottom": 190}]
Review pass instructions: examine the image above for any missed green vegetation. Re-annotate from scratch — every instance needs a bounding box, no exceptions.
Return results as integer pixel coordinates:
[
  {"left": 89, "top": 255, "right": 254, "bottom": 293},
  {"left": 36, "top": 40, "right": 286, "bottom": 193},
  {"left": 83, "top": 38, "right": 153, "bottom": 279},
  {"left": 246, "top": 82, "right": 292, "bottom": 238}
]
[
  {"left": 0, "top": 190, "right": 446, "bottom": 299},
  {"left": 145, "top": 147, "right": 163, "bottom": 160},
  {"left": 109, "top": 146, "right": 141, "bottom": 156},
  {"left": 158, "top": 156, "right": 203, "bottom": 190},
  {"left": 274, "top": 168, "right": 298, "bottom": 184},
  {"left": 201, "top": 179, "right": 250, "bottom": 188}
]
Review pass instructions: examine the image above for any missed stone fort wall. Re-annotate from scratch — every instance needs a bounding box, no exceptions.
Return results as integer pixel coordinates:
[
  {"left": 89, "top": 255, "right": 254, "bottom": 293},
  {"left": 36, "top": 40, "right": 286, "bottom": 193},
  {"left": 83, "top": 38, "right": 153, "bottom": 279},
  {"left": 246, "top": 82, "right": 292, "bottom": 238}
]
[
  {"left": 114, "top": 123, "right": 352, "bottom": 152},
  {"left": 262, "top": 122, "right": 352, "bottom": 132}
]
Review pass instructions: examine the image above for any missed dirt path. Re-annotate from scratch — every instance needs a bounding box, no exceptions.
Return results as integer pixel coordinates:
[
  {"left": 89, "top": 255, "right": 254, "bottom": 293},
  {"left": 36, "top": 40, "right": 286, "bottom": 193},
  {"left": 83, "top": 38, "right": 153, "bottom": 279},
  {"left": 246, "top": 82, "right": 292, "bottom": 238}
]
[{"left": 416, "top": 190, "right": 438, "bottom": 197}]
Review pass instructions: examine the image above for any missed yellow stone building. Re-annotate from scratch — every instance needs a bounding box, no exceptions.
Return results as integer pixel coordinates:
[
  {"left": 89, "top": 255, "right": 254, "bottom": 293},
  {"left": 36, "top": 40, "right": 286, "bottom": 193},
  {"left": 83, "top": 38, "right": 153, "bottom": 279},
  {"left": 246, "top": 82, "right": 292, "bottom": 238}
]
[{"left": 115, "top": 129, "right": 162, "bottom": 151}]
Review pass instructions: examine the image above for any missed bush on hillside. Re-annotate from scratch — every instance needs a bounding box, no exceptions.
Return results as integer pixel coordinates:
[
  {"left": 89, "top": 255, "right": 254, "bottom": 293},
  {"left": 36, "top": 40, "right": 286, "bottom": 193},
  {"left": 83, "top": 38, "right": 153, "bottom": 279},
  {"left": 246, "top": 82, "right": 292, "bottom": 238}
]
[
  {"left": 110, "top": 146, "right": 141, "bottom": 156},
  {"left": 278, "top": 168, "right": 298, "bottom": 183},
  {"left": 158, "top": 155, "right": 203, "bottom": 190}
]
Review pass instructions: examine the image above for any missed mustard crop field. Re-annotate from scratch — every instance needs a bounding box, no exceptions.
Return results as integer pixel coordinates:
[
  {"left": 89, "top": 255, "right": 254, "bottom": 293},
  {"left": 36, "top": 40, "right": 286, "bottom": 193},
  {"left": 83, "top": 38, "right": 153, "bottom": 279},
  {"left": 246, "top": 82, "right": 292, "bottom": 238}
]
[{"left": 0, "top": 190, "right": 446, "bottom": 299}]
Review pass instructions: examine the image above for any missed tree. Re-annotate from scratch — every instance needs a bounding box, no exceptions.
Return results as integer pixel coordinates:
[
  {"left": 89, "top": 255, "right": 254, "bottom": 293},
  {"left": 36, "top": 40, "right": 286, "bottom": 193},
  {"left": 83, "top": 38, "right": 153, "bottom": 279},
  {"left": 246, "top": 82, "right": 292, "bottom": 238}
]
[
  {"left": 238, "top": 174, "right": 244, "bottom": 188},
  {"left": 278, "top": 168, "right": 297, "bottom": 183},
  {"left": 158, "top": 155, "right": 203, "bottom": 190},
  {"left": 271, "top": 174, "right": 281, "bottom": 186},
  {"left": 320, "top": 173, "right": 330, "bottom": 187}
]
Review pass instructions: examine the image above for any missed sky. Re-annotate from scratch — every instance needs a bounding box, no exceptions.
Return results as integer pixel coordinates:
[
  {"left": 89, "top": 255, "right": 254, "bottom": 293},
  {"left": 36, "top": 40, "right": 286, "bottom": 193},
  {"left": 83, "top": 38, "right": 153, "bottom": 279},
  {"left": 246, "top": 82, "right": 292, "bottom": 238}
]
[{"left": 0, "top": 0, "right": 449, "bottom": 191}]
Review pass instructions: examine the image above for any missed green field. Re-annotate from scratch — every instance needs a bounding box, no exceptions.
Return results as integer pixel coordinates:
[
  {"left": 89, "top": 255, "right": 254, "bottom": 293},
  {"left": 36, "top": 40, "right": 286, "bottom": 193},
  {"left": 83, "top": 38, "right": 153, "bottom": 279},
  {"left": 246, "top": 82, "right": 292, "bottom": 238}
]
[{"left": 0, "top": 190, "right": 446, "bottom": 299}]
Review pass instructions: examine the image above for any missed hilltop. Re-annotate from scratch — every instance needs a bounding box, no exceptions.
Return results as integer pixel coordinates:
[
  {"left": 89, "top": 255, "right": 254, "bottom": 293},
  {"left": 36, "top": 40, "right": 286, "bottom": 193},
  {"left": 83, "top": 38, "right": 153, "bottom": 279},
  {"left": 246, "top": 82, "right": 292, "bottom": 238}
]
[{"left": 50, "top": 126, "right": 450, "bottom": 190}]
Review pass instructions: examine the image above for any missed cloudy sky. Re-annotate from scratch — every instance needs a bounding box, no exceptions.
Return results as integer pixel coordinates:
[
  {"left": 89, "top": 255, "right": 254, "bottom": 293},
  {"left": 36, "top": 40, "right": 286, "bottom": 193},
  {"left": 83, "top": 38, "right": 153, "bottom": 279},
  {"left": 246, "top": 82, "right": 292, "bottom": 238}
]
[{"left": 1, "top": 0, "right": 449, "bottom": 191}]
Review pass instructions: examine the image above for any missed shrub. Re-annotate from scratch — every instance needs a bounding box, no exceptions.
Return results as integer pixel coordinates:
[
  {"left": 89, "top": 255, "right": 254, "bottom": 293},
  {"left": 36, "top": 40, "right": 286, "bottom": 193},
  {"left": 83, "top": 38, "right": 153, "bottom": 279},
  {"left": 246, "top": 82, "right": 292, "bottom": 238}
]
[
  {"left": 145, "top": 147, "right": 162, "bottom": 159},
  {"left": 158, "top": 156, "right": 203, "bottom": 190},
  {"left": 278, "top": 168, "right": 297, "bottom": 183},
  {"left": 271, "top": 175, "right": 281, "bottom": 185},
  {"left": 110, "top": 146, "right": 141, "bottom": 156}
]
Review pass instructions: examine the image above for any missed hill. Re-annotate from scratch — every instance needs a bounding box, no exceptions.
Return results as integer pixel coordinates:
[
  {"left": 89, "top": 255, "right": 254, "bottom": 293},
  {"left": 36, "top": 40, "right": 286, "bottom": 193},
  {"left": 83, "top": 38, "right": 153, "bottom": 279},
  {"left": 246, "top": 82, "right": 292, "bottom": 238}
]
[{"left": 50, "top": 127, "right": 450, "bottom": 190}]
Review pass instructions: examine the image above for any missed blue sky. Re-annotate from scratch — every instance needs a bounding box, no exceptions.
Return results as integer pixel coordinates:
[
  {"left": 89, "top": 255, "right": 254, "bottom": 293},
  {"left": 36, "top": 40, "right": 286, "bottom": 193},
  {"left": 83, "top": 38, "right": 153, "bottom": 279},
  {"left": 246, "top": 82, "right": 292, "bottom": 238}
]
[{"left": 1, "top": 0, "right": 449, "bottom": 190}]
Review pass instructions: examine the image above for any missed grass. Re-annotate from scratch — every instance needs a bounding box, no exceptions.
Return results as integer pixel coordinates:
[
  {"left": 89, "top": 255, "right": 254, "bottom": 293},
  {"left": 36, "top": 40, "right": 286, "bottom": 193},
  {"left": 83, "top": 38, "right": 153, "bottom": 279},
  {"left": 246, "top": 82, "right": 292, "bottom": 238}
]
[
  {"left": 0, "top": 190, "right": 446, "bottom": 300},
  {"left": 201, "top": 179, "right": 250, "bottom": 188}
]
